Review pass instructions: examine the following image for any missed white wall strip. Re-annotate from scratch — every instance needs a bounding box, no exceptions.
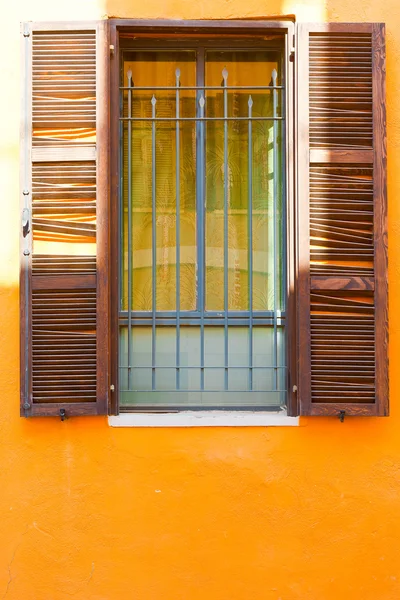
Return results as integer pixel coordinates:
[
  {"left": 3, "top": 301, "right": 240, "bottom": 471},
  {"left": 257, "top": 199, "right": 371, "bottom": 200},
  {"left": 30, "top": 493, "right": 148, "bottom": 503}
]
[{"left": 108, "top": 411, "right": 299, "bottom": 428}]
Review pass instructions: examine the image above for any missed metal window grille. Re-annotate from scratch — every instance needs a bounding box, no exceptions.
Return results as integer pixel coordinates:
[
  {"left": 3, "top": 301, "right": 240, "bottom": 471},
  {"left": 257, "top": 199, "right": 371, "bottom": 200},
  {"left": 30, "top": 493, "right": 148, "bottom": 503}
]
[{"left": 119, "top": 50, "right": 287, "bottom": 409}]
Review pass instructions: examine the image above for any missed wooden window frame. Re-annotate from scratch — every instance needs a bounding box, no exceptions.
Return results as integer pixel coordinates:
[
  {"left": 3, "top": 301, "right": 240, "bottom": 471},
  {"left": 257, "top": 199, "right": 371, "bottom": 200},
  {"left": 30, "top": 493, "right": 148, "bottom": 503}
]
[
  {"left": 20, "top": 19, "right": 386, "bottom": 419},
  {"left": 108, "top": 19, "right": 297, "bottom": 416}
]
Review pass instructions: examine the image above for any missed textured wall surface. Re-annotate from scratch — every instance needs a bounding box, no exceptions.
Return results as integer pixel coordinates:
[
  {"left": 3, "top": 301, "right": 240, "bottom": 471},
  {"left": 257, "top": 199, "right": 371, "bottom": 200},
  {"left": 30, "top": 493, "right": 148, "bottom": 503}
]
[{"left": 1, "top": 0, "right": 400, "bottom": 598}]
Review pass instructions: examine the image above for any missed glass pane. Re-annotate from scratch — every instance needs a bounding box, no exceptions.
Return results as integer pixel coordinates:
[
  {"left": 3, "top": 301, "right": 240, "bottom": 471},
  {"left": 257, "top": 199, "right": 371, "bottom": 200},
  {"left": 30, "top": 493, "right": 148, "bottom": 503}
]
[
  {"left": 228, "top": 328, "right": 249, "bottom": 367},
  {"left": 155, "top": 328, "right": 175, "bottom": 367},
  {"left": 228, "top": 368, "right": 248, "bottom": 391},
  {"left": 122, "top": 51, "right": 197, "bottom": 312},
  {"left": 180, "top": 327, "right": 201, "bottom": 367},
  {"left": 204, "top": 50, "right": 283, "bottom": 311},
  {"left": 155, "top": 368, "right": 176, "bottom": 391},
  {"left": 119, "top": 43, "right": 286, "bottom": 409},
  {"left": 180, "top": 368, "right": 200, "bottom": 392},
  {"left": 204, "top": 369, "right": 225, "bottom": 391},
  {"left": 204, "top": 327, "right": 225, "bottom": 367}
]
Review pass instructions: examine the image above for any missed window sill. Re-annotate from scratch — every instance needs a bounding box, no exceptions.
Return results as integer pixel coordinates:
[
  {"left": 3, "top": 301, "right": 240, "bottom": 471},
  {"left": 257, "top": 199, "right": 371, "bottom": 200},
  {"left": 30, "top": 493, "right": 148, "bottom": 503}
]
[{"left": 108, "top": 411, "right": 299, "bottom": 427}]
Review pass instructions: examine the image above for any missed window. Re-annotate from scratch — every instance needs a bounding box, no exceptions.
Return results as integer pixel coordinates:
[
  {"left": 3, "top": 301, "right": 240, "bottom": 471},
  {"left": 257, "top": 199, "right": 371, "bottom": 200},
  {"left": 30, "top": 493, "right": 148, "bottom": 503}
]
[
  {"left": 20, "top": 20, "right": 388, "bottom": 419},
  {"left": 118, "top": 37, "right": 286, "bottom": 410}
]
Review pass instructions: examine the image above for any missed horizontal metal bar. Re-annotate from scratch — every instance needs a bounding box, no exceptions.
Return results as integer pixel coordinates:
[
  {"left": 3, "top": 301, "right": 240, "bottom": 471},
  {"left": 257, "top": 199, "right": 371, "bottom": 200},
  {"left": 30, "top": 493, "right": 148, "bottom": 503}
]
[
  {"left": 120, "top": 85, "right": 284, "bottom": 90},
  {"left": 121, "top": 390, "right": 287, "bottom": 394},
  {"left": 120, "top": 116, "right": 283, "bottom": 122},
  {"left": 119, "top": 318, "right": 285, "bottom": 326},
  {"left": 121, "top": 389, "right": 287, "bottom": 396},
  {"left": 119, "top": 310, "right": 286, "bottom": 318},
  {"left": 120, "top": 366, "right": 288, "bottom": 370}
]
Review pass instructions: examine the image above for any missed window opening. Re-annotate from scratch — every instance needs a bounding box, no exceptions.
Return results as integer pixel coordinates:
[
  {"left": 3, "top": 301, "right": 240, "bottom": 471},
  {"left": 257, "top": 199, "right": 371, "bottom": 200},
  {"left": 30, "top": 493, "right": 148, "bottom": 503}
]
[{"left": 119, "top": 39, "right": 287, "bottom": 409}]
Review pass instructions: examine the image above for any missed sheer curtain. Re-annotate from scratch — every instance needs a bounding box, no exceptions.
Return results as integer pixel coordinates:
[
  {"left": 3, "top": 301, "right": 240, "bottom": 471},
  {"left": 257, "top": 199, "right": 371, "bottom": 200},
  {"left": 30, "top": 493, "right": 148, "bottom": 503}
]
[{"left": 122, "top": 49, "right": 283, "bottom": 314}]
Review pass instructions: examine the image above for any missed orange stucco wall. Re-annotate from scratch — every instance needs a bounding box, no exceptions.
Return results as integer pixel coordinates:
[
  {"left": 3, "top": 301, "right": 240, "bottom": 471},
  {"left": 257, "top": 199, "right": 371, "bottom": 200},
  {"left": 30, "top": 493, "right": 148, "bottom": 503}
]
[{"left": 1, "top": 0, "right": 400, "bottom": 598}]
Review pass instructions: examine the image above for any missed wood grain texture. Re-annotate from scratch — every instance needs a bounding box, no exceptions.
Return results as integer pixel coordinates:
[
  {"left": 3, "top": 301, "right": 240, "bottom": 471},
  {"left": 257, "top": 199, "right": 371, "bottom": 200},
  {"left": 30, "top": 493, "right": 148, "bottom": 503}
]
[
  {"left": 32, "top": 146, "right": 96, "bottom": 162},
  {"left": 95, "top": 20, "right": 110, "bottom": 415},
  {"left": 372, "top": 23, "right": 389, "bottom": 415},
  {"left": 113, "top": 19, "right": 294, "bottom": 31},
  {"left": 21, "top": 22, "right": 110, "bottom": 417},
  {"left": 309, "top": 32, "right": 373, "bottom": 150},
  {"left": 284, "top": 22, "right": 298, "bottom": 416},
  {"left": 310, "top": 149, "right": 373, "bottom": 164},
  {"left": 109, "top": 21, "right": 120, "bottom": 416},
  {"left": 296, "top": 23, "right": 312, "bottom": 415},
  {"left": 27, "top": 402, "right": 99, "bottom": 417},
  {"left": 32, "top": 274, "right": 96, "bottom": 290},
  {"left": 20, "top": 22, "right": 33, "bottom": 415},
  {"left": 31, "top": 289, "right": 97, "bottom": 403},
  {"left": 297, "top": 23, "right": 388, "bottom": 417},
  {"left": 306, "top": 402, "right": 378, "bottom": 417},
  {"left": 310, "top": 276, "right": 374, "bottom": 291}
]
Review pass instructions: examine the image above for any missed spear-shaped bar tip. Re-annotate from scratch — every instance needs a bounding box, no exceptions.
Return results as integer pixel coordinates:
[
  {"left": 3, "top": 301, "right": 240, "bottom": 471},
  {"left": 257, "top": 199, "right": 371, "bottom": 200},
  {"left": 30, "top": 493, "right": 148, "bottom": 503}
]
[
  {"left": 271, "top": 68, "right": 277, "bottom": 84},
  {"left": 127, "top": 69, "right": 132, "bottom": 83},
  {"left": 175, "top": 68, "right": 181, "bottom": 79},
  {"left": 222, "top": 67, "right": 228, "bottom": 82},
  {"left": 151, "top": 94, "right": 157, "bottom": 105},
  {"left": 199, "top": 94, "right": 205, "bottom": 108},
  {"left": 248, "top": 95, "right": 253, "bottom": 108}
]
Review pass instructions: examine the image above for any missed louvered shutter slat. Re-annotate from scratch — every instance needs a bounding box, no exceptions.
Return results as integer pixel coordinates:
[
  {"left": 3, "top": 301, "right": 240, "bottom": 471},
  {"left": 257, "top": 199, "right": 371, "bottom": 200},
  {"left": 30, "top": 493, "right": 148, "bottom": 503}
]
[
  {"left": 20, "top": 22, "right": 109, "bottom": 417},
  {"left": 297, "top": 23, "right": 388, "bottom": 417}
]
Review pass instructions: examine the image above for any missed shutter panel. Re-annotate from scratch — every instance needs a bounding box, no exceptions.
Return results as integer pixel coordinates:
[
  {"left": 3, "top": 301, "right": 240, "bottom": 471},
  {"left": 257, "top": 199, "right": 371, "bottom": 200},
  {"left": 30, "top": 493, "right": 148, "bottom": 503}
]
[
  {"left": 20, "top": 21, "right": 109, "bottom": 417},
  {"left": 297, "top": 23, "right": 388, "bottom": 416}
]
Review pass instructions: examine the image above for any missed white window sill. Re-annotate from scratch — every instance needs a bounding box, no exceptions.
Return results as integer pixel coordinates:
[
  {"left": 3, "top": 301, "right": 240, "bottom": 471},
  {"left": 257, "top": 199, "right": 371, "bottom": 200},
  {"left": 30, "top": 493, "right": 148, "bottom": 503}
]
[{"left": 108, "top": 411, "right": 299, "bottom": 427}]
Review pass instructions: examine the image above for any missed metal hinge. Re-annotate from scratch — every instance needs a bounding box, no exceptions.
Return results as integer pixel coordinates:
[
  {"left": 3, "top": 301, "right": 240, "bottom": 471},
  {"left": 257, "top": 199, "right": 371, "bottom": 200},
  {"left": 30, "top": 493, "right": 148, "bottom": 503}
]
[
  {"left": 22, "top": 207, "right": 30, "bottom": 236},
  {"left": 110, "top": 44, "right": 115, "bottom": 56}
]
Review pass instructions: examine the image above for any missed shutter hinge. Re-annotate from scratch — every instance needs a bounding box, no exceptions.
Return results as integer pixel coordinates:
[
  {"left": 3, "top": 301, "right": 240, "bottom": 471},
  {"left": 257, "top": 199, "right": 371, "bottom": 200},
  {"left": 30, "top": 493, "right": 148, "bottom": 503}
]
[
  {"left": 290, "top": 47, "right": 295, "bottom": 62},
  {"left": 110, "top": 384, "right": 115, "bottom": 392},
  {"left": 110, "top": 44, "right": 115, "bottom": 56},
  {"left": 60, "top": 409, "right": 66, "bottom": 421},
  {"left": 292, "top": 385, "right": 298, "bottom": 393},
  {"left": 338, "top": 410, "right": 345, "bottom": 423},
  {"left": 22, "top": 207, "right": 30, "bottom": 237},
  {"left": 23, "top": 31, "right": 30, "bottom": 38}
]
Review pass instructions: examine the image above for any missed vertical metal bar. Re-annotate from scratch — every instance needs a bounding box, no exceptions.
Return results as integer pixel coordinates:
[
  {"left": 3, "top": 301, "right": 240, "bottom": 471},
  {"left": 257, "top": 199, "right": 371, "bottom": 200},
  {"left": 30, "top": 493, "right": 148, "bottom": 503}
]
[
  {"left": 199, "top": 92, "right": 205, "bottom": 391},
  {"left": 197, "top": 48, "right": 205, "bottom": 391},
  {"left": 175, "top": 69, "right": 181, "bottom": 390},
  {"left": 272, "top": 68, "right": 278, "bottom": 390},
  {"left": 119, "top": 66, "right": 124, "bottom": 313},
  {"left": 248, "top": 96, "right": 253, "bottom": 391},
  {"left": 222, "top": 67, "right": 229, "bottom": 391},
  {"left": 119, "top": 67, "right": 125, "bottom": 390},
  {"left": 151, "top": 94, "right": 157, "bottom": 390},
  {"left": 280, "top": 49, "right": 287, "bottom": 399},
  {"left": 127, "top": 70, "right": 133, "bottom": 390}
]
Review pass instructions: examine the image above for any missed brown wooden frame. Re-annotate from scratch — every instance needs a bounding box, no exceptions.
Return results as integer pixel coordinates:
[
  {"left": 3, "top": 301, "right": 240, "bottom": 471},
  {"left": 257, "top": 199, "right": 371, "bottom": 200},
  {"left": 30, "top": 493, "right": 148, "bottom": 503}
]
[
  {"left": 20, "top": 21, "right": 110, "bottom": 417},
  {"left": 296, "top": 23, "right": 388, "bottom": 417},
  {"left": 108, "top": 19, "right": 297, "bottom": 415}
]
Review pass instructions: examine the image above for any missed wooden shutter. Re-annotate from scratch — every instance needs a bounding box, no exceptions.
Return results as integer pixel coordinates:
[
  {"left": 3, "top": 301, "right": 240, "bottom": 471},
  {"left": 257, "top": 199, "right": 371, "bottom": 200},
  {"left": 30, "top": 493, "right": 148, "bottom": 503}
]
[
  {"left": 20, "top": 21, "right": 109, "bottom": 417},
  {"left": 297, "top": 23, "right": 388, "bottom": 416}
]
